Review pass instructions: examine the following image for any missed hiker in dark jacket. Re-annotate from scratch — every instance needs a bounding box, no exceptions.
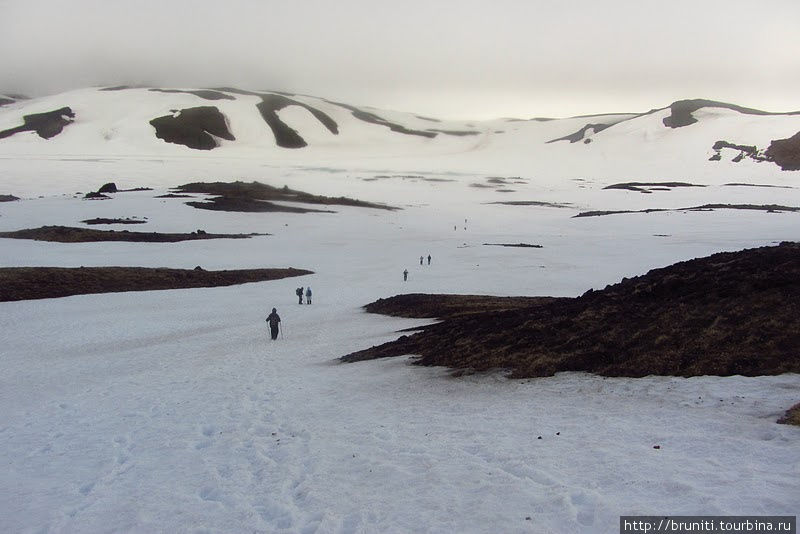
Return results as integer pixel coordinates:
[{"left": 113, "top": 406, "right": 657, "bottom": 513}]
[
  {"left": 266, "top": 308, "right": 281, "bottom": 340},
  {"left": 305, "top": 286, "right": 312, "bottom": 304},
  {"left": 296, "top": 287, "right": 304, "bottom": 304}
]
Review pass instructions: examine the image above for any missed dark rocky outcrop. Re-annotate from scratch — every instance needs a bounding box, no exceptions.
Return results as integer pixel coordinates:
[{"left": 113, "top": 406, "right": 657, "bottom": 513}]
[
  {"left": 175, "top": 181, "right": 399, "bottom": 212},
  {"left": 0, "top": 266, "right": 312, "bottom": 302},
  {"left": 0, "top": 225, "right": 267, "bottom": 243},
  {"left": 256, "top": 94, "right": 339, "bottom": 148},
  {"left": 574, "top": 203, "right": 800, "bottom": 218},
  {"left": 343, "top": 242, "right": 800, "bottom": 378},
  {"left": 709, "top": 141, "right": 767, "bottom": 163},
  {"left": 661, "top": 99, "right": 799, "bottom": 128},
  {"left": 603, "top": 182, "right": 706, "bottom": 194},
  {"left": 0, "top": 107, "right": 75, "bottom": 140},
  {"left": 81, "top": 218, "right": 147, "bottom": 225},
  {"left": 210, "top": 88, "right": 340, "bottom": 148},
  {"left": 0, "top": 194, "right": 19, "bottom": 202},
  {"left": 547, "top": 123, "right": 612, "bottom": 144},
  {"left": 765, "top": 131, "right": 800, "bottom": 171},
  {"left": 150, "top": 106, "right": 235, "bottom": 150}
]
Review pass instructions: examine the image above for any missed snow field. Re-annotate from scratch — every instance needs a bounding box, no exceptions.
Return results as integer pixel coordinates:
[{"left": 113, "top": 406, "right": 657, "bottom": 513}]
[{"left": 1, "top": 112, "right": 800, "bottom": 531}]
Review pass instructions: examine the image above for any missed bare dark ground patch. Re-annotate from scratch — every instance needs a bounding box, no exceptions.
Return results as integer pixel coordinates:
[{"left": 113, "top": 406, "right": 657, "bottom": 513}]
[
  {"left": 367, "top": 175, "right": 456, "bottom": 183},
  {"left": 326, "top": 100, "right": 437, "bottom": 138},
  {"left": 603, "top": 182, "right": 706, "bottom": 193},
  {"left": 343, "top": 242, "right": 800, "bottom": 378},
  {"left": 256, "top": 94, "right": 339, "bottom": 148},
  {"left": 0, "top": 226, "right": 267, "bottom": 243},
  {"left": 150, "top": 106, "right": 235, "bottom": 150},
  {"left": 661, "top": 99, "right": 799, "bottom": 128},
  {"left": 81, "top": 218, "right": 147, "bottom": 225},
  {"left": 547, "top": 122, "right": 612, "bottom": 143},
  {"left": 484, "top": 243, "right": 543, "bottom": 248},
  {"left": 148, "top": 88, "right": 236, "bottom": 101},
  {"left": 0, "top": 195, "right": 19, "bottom": 202},
  {"left": 574, "top": 204, "right": 800, "bottom": 218},
  {"left": 487, "top": 200, "right": 573, "bottom": 208},
  {"left": 186, "top": 197, "right": 336, "bottom": 214},
  {"left": 0, "top": 107, "right": 75, "bottom": 140},
  {"left": 724, "top": 183, "right": 794, "bottom": 189},
  {"left": 778, "top": 402, "right": 800, "bottom": 426},
  {"left": 0, "top": 266, "right": 312, "bottom": 302},
  {"left": 175, "top": 181, "right": 399, "bottom": 212}
]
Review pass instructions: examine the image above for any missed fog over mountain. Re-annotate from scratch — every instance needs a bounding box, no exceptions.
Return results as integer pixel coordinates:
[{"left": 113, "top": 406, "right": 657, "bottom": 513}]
[{"left": 2, "top": 0, "right": 799, "bottom": 119}]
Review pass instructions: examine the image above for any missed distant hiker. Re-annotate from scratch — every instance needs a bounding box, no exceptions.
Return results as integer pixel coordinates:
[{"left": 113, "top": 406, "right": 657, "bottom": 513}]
[
  {"left": 427, "top": 254, "right": 431, "bottom": 265},
  {"left": 266, "top": 308, "right": 281, "bottom": 340},
  {"left": 403, "top": 269, "right": 408, "bottom": 281},
  {"left": 420, "top": 256, "right": 424, "bottom": 265},
  {"left": 305, "top": 286, "right": 312, "bottom": 304},
  {"left": 296, "top": 287, "right": 304, "bottom": 304}
]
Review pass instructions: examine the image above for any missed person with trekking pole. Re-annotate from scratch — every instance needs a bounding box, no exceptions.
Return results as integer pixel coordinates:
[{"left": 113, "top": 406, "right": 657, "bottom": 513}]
[{"left": 266, "top": 307, "right": 281, "bottom": 340}]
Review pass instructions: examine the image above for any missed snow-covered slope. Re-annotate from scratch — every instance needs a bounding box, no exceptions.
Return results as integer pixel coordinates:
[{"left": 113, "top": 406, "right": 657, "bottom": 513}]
[
  {"left": 1, "top": 87, "right": 799, "bottom": 192},
  {"left": 1, "top": 88, "right": 799, "bottom": 533}
]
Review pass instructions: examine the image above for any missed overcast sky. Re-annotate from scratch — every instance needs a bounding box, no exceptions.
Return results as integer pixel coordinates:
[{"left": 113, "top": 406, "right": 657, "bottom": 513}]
[{"left": 2, "top": 0, "right": 799, "bottom": 119}]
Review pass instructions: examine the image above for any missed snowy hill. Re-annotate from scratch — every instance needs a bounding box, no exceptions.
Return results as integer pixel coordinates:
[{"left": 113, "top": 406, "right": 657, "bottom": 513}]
[{"left": 1, "top": 87, "right": 799, "bottom": 187}]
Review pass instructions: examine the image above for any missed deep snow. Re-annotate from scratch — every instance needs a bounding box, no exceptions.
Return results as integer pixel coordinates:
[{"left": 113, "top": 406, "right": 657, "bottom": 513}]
[{"left": 1, "top": 89, "right": 799, "bottom": 532}]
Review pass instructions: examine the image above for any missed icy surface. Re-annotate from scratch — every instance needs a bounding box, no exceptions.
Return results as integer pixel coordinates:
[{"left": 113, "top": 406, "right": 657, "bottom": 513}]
[{"left": 1, "top": 89, "right": 799, "bottom": 532}]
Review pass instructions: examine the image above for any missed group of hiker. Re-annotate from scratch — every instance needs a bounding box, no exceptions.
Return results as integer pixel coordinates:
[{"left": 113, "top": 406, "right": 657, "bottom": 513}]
[
  {"left": 267, "top": 252, "right": 436, "bottom": 340},
  {"left": 265, "top": 286, "right": 312, "bottom": 340},
  {"left": 404, "top": 254, "right": 432, "bottom": 281},
  {"left": 295, "top": 286, "right": 312, "bottom": 305}
]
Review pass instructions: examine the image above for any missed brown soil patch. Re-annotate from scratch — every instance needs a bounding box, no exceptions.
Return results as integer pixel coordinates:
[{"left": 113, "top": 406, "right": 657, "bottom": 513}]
[
  {"left": 343, "top": 242, "right": 800, "bottom": 378},
  {"left": 0, "top": 226, "right": 267, "bottom": 243},
  {"left": 175, "top": 181, "right": 399, "bottom": 212},
  {"left": 0, "top": 266, "right": 312, "bottom": 302}
]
